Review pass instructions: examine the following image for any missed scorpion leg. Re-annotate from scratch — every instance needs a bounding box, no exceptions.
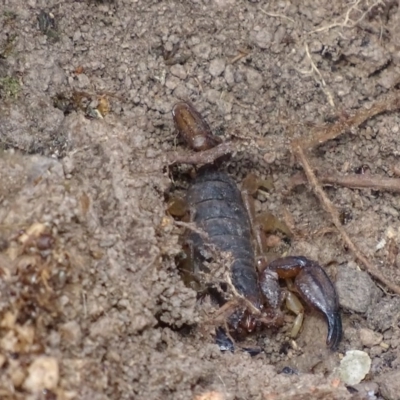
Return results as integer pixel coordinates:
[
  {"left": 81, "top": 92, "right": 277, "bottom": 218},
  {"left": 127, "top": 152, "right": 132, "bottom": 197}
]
[
  {"left": 262, "top": 256, "right": 342, "bottom": 350},
  {"left": 242, "top": 174, "right": 302, "bottom": 333},
  {"left": 241, "top": 174, "right": 292, "bottom": 255}
]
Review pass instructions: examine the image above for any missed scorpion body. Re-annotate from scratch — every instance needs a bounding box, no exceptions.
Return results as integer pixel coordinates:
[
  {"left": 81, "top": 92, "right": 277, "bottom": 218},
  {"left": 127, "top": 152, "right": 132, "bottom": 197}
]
[
  {"left": 171, "top": 101, "right": 343, "bottom": 349},
  {"left": 186, "top": 167, "right": 263, "bottom": 329}
]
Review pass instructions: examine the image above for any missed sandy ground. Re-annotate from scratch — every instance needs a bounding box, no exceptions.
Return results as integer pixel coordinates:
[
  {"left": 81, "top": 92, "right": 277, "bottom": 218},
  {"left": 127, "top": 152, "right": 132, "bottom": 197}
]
[{"left": 1, "top": 0, "right": 400, "bottom": 399}]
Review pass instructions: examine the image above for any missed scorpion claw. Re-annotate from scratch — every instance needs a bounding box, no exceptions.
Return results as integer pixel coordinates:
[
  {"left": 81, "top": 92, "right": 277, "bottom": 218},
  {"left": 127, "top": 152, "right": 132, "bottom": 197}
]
[
  {"left": 265, "top": 256, "right": 343, "bottom": 350},
  {"left": 292, "top": 257, "right": 342, "bottom": 350}
]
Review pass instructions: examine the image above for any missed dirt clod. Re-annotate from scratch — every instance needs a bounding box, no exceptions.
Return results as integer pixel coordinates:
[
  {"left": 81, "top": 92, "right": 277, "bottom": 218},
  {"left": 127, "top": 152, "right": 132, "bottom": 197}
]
[
  {"left": 359, "top": 328, "right": 383, "bottom": 348},
  {"left": 367, "top": 297, "right": 400, "bottom": 332},
  {"left": 23, "top": 356, "right": 59, "bottom": 393},
  {"left": 336, "top": 264, "right": 382, "bottom": 313},
  {"left": 378, "top": 369, "right": 400, "bottom": 400}
]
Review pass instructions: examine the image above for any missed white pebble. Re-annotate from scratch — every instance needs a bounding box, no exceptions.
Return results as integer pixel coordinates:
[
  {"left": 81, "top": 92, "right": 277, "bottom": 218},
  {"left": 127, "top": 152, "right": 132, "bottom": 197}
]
[
  {"left": 23, "top": 356, "right": 59, "bottom": 392},
  {"left": 339, "top": 350, "right": 371, "bottom": 385}
]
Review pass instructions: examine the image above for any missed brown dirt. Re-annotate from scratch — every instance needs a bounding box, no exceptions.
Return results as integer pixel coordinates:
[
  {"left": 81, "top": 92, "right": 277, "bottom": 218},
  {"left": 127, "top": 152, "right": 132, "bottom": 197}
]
[{"left": 0, "top": 1, "right": 400, "bottom": 399}]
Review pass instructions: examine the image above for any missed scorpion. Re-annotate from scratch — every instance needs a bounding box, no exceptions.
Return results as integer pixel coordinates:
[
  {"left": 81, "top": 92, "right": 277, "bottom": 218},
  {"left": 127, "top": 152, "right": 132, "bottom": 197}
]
[{"left": 169, "top": 101, "right": 342, "bottom": 350}]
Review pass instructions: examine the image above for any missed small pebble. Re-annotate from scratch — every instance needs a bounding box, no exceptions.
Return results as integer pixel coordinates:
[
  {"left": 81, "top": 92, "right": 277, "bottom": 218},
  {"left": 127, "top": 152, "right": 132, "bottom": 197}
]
[
  {"left": 265, "top": 235, "right": 281, "bottom": 248},
  {"left": 309, "top": 40, "right": 323, "bottom": 53},
  {"left": 59, "top": 321, "right": 82, "bottom": 345},
  {"left": 263, "top": 151, "right": 276, "bottom": 164},
  {"left": 339, "top": 350, "right": 371, "bottom": 385},
  {"left": 336, "top": 264, "right": 382, "bottom": 313},
  {"left": 192, "top": 42, "right": 211, "bottom": 59},
  {"left": 224, "top": 65, "right": 235, "bottom": 86},
  {"left": 170, "top": 64, "right": 187, "bottom": 80},
  {"left": 369, "top": 345, "right": 383, "bottom": 358},
  {"left": 23, "top": 357, "right": 59, "bottom": 392},
  {"left": 253, "top": 28, "right": 272, "bottom": 49},
  {"left": 194, "top": 391, "right": 225, "bottom": 400},
  {"left": 209, "top": 58, "right": 226, "bottom": 77},
  {"left": 367, "top": 297, "right": 400, "bottom": 331},
  {"left": 378, "top": 369, "right": 400, "bottom": 400},
  {"left": 245, "top": 68, "right": 263, "bottom": 91},
  {"left": 205, "top": 88, "right": 221, "bottom": 105},
  {"left": 76, "top": 73, "right": 91, "bottom": 88},
  {"left": 165, "top": 76, "right": 180, "bottom": 90},
  {"left": 351, "top": 382, "right": 379, "bottom": 399},
  {"left": 388, "top": 338, "right": 400, "bottom": 349},
  {"left": 359, "top": 328, "right": 383, "bottom": 347},
  {"left": 62, "top": 156, "right": 75, "bottom": 175}
]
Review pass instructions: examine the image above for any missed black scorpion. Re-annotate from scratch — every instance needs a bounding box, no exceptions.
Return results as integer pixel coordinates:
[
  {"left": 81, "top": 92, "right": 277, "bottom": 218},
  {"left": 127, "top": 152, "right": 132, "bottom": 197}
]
[{"left": 171, "top": 101, "right": 342, "bottom": 350}]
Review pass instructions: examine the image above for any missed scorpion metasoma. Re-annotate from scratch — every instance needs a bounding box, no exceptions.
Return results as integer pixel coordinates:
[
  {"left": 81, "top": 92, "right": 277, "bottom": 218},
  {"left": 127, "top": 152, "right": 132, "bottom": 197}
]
[{"left": 170, "top": 101, "right": 342, "bottom": 350}]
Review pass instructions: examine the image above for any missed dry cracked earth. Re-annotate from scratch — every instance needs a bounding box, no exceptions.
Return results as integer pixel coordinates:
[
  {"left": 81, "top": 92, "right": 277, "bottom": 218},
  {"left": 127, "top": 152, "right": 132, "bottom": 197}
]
[{"left": 1, "top": 0, "right": 400, "bottom": 399}]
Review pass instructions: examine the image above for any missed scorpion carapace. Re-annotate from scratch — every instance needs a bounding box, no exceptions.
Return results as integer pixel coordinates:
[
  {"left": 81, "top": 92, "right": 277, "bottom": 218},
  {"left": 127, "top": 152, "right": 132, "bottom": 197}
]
[
  {"left": 172, "top": 101, "right": 221, "bottom": 151},
  {"left": 171, "top": 101, "right": 343, "bottom": 350}
]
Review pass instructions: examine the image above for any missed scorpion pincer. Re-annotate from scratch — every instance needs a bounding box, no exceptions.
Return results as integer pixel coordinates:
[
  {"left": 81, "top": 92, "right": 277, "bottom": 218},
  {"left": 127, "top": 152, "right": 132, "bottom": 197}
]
[{"left": 171, "top": 101, "right": 342, "bottom": 350}]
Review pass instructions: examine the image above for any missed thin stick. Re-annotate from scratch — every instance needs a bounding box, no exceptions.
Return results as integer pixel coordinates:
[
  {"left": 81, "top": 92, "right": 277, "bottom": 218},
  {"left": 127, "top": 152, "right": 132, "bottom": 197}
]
[
  {"left": 260, "top": 9, "right": 295, "bottom": 23},
  {"left": 174, "top": 220, "right": 209, "bottom": 240},
  {"left": 294, "top": 43, "right": 335, "bottom": 108},
  {"left": 300, "top": 92, "right": 400, "bottom": 150},
  {"left": 290, "top": 172, "right": 400, "bottom": 193},
  {"left": 308, "top": 0, "right": 384, "bottom": 34},
  {"left": 304, "top": 43, "right": 335, "bottom": 108},
  {"left": 293, "top": 144, "right": 400, "bottom": 295},
  {"left": 230, "top": 50, "right": 251, "bottom": 64}
]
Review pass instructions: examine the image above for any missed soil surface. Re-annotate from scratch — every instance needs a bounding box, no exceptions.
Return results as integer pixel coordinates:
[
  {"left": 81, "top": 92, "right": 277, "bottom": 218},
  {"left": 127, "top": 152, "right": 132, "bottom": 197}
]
[{"left": 1, "top": 1, "right": 400, "bottom": 399}]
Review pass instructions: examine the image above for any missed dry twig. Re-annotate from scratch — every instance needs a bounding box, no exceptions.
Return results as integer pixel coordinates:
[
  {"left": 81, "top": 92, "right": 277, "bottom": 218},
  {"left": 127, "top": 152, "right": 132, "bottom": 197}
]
[
  {"left": 259, "top": 9, "right": 295, "bottom": 23},
  {"left": 174, "top": 220, "right": 209, "bottom": 240},
  {"left": 301, "top": 92, "right": 400, "bottom": 150},
  {"left": 290, "top": 172, "right": 400, "bottom": 193},
  {"left": 296, "top": 43, "right": 335, "bottom": 108},
  {"left": 292, "top": 144, "right": 400, "bottom": 295},
  {"left": 308, "top": 0, "right": 385, "bottom": 34},
  {"left": 230, "top": 49, "right": 251, "bottom": 64}
]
